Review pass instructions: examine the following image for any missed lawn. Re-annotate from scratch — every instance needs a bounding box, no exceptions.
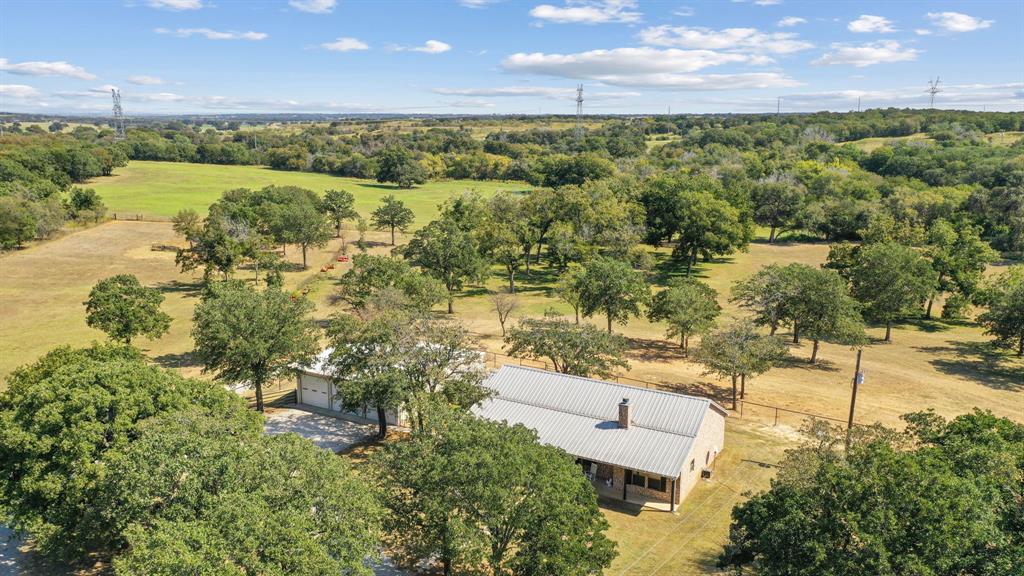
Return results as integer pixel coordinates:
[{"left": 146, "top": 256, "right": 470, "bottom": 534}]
[{"left": 87, "top": 160, "right": 529, "bottom": 221}]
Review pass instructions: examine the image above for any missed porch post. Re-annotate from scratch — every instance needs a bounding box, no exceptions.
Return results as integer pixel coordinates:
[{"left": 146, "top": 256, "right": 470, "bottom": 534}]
[
  {"left": 622, "top": 469, "right": 628, "bottom": 501},
  {"left": 671, "top": 477, "right": 677, "bottom": 513}
]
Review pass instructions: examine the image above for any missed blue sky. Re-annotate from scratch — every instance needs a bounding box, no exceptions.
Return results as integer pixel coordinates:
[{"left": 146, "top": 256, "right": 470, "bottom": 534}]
[{"left": 1, "top": 0, "right": 1021, "bottom": 115}]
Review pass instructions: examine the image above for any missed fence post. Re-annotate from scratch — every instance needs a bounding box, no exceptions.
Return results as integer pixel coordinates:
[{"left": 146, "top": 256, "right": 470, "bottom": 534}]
[{"left": 774, "top": 408, "right": 779, "bottom": 427}]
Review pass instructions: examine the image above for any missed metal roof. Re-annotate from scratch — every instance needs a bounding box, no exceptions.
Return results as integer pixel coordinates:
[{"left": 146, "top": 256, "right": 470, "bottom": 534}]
[{"left": 472, "top": 365, "right": 722, "bottom": 478}]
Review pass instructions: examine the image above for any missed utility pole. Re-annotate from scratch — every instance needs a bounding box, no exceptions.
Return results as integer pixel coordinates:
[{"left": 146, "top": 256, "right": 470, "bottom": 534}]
[
  {"left": 845, "top": 349, "right": 864, "bottom": 451},
  {"left": 776, "top": 96, "right": 781, "bottom": 118},
  {"left": 857, "top": 96, "right": 861, "bottom": 113},
  {"left": 926, "top": 77, "right": 942, "bottom": 109},
  {"left": 574, "top": 84, "right": 584, "bottom": 142}
]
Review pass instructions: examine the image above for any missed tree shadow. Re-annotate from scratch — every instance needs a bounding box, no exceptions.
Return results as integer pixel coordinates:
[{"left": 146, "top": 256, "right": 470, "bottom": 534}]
[
  {"left": 156, "top": 279, "right": 203, "bottom": 297},
  {"left": 656, "top": 379, "right": 732, "bottom": 404},
  {"left": 778, "top": 354, "right": 842, "bottom": 373},
  {"left": 152, "top": 351, "right": 199, "bottom": 370},
  {"left": 649, "top": 253, "right": 730, "bottom": 286},
  {"left": 627, "top": 336, "right": 684, "bottom": 363},
  {"left": 915, "top": 340, "right": 1024, "bottom": 392}
]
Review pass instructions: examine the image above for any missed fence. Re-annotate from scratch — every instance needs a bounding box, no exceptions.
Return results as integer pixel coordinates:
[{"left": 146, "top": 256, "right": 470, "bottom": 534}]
[
  {"left": 481, "top": 349, "right": 857, "bottom": 431},
  {"left": 111, "top": 213, "right": 170, "bottom": 223}
]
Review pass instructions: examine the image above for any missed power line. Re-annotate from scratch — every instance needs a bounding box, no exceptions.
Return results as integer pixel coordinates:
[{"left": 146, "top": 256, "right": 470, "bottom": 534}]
[{"left": 111, "top": 88, "right": 126, "bottom": 141}]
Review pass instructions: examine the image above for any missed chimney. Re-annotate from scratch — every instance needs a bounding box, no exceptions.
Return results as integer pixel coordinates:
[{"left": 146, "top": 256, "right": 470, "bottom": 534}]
[{"left": 618, "top": 398, "right": 630, "bottom": 429}]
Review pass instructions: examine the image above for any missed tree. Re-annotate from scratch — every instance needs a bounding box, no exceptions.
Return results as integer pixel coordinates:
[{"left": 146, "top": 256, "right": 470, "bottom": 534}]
[
  {"left": 322, "top": 188, "right": 359, "bottom": 237},
  {"left": 84, "top": 274, "right": 172, "bottom": 345},
  {"left": 401, "top": 217, "right": 488, "bottom": 314},
  {"left": 65, "top": 187, "right": 106, "bottom": 222},
  {"left": 171, "top": 208, "right": 200, "bottom": 248},
  {"left": 371, "top": 407, "right": 616, "bottom": 576},
  {"left": 489, "top": 290, "right": 518, "bottom": 336},
  {"left": 977, "top": 265, "right": 1024, "bottom": 356},
  {"left": 278, "top": 198, "right": 333, "bottom": 268},
  {"left": 640, "top": 175, "right": 751, "bottom": 274},
  {"left": 0, "top": 196, "right": 38, "bottom": 249},
  {"left": 925, "top": 219, "right": 998, "bottom": 318},
  {"left": 504, "top": 312, "right": 628, "bottom": 378},
  {"left": 850, "top": 242, "right": 938, "bottom": 342},
  {"left": 336, "top": 253, "right": 445, "bottom": 313},
  {"left": 789, "top": 268, "right": 866, "bottom": 363},
  {"left": 731, "top": 264, "right": 802, "bottom": 337},
  {"left": 751, "top": 177, "right": 805, "bottom": 243},
  {"left": 536, "top": 153, "right": 615, "bottom": 187},
  {"left": 695, "top": 320, "right": 789, "bottom": 409},
  {"left": 370, "top": 194, "right": 415, "bottom": 245},
  {"left": 192, "top": 282, "right": 319, "bottom": 412},
  {"left": 327, "top": 312, "right": 487, "bottom": 437},
  {"left": 102, "top": 411, "right": 381, "bottom": 576},
  {"left": 488, "top": 223, "right": 524, "bottom": 292},
  {"left": 376, "top": 146, "right": 427, "bottom": 188},
  {"left": 719, "top": 410, "right": 1024, "bottom": 575},
  {"left": 647, "top": 277, "right": 721, "bottom": 354},
  {"left": 327, "top": 312, "right": 413, "bottom": 438},
  {"left": 0, "top": 344, "right": 252, "bottom": 560},
  {"left": 553, "top": 266, "right": 585, "bottom": 324},
  {"left": 576, "top": 256, "right": 650, "bottom": 333}
]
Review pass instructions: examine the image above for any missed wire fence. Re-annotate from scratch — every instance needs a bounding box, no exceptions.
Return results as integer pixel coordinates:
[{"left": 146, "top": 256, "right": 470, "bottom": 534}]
[
  {"left": 111, "top": 213, "right": 171, "bottom": 223},
  {"left": 480, "top": 349, "right": 856, "bottom": 431}
]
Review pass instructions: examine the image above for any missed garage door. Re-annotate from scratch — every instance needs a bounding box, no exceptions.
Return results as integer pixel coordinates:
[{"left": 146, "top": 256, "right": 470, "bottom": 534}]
[{"left": 299, "top": 375, "right": 332, "bottom": 410}]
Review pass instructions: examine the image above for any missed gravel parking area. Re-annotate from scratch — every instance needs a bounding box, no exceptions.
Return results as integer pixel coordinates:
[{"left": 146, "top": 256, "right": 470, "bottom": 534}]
[{"left": 264, "top": 407, "right": 376, "bottom": 453}]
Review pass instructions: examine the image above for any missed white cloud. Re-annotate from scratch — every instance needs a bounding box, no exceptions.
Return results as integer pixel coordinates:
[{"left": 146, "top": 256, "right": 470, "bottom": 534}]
[
  {"left": 289, "top": 0, "right": 336, "bottom": 13},
  {"left": 915, "top": 28, "right": 932, "bottom": 36},
  {"left": 926, "top": 11, "right": 993, "bottom": 33},
  {"left": 848, "top": 15, "right": 896, "bottom": 33},
  {"left": 148, "top": 0, "right": 203, "bottom": 9},
  {"left": 400, "top": 40, "right": 452, "bottom": 53},
  {"left": 155, "top": 27, "right": 268, "bottom": 40},
  {"left": 673, "top": 6, "right": 694, "bottom": 17},
  {"left": 638, "top": 25, "right": 813, "bottom": 54},
  {"left": 0, "top": 58, "right": 96, "bottom": 79},
  {"left": 502, "top": 47, "right": 799, "bottom": 89},
  {"left": 0, "top": 84, "right": 40, "bottom": 98},
  {"left": 777, "top": 16, "right": 805, "bottom": 27},
  {"left": 128, "top": 75, "right": 167, "bottom": 85},
  {"left": 813, "top": 40, "right": 919, "bottom": 67},
  {"left": 529, "top": 0, "right": 641, "bottom": 24},
  {"left": 321, "top": 37, "right": 369, "bottom": 52},
  {"left": 448, "top": 99, "right": 496, "bottom": 108},
  {"left": 432, "top": 86, "right": 641, "bottom": 99},
  {"left": 459, "top": 0, "right": 499, "bottom": 7},
  {"left": 754, "top": 0, "right": 781, "bottom": 5}
]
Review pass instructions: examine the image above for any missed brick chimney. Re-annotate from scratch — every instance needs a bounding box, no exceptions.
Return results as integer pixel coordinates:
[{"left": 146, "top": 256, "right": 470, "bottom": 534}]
[{"left": 618, "top": 398, "right": 630, "bottom": 429}]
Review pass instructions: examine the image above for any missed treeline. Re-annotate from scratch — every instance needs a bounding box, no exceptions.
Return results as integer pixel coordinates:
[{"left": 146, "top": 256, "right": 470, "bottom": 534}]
[{"left": 0, "top": 134, "right": 118, "bottom": 247}]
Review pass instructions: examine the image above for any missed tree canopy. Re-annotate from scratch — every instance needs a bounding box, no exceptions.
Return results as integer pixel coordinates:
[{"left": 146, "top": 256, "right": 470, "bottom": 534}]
[
  {"left": 504, "top": 312, "right": 628, "bottom": 378},
  {"left": 192, "top": 281, "right": 319, "bottom": 411},
  {"left": 371, "top": 406, "right": 617, "bottom": 576},
  {"left": 576, "top": 256, "right": 650, "bottom": 333},
  {"left": 647, "top": 277, "right": 721, "bottom": 354},
  {"left": 849, "top": 242, "right": 938, "bottom": 342},
  {"left": 370, "top": 194, "right": 416, "bottom": 245},
  {"left": 84, "top": 274, "right": 172, "bottom": 345},
  {"left": 0, "top": 344, "right": 253, "bottom": 560},
  {"left": 720, "top": 410, "right": 1024, "bottom": 575},
  {"left": 977, "top": 265, "right": 1024, "bottom": 357}
]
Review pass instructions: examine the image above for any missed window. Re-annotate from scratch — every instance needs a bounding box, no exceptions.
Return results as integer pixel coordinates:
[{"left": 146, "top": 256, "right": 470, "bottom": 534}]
[
  {"left": 628, "top": 470, "right": 646, "bottom": 487},
  {"left": 647, "top": 476, "right": 667, "bottom": 492}
]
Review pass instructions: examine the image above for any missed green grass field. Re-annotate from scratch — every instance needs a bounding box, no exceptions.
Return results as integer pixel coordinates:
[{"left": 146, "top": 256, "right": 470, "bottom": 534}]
[{"left": 88, "top": 161, "right": 530, "bottom": 221}]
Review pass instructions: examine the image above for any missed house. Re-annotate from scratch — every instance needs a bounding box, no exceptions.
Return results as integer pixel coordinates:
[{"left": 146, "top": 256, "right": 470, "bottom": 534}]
[
  {"left": 472, "top": 365, "right": 727, "bottom": 512},
  {"left": 294, "top": 348, "right": 406, "bottom": 426}
]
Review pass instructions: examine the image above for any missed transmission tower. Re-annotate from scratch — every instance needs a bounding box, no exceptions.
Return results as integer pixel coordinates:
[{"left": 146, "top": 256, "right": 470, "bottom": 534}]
[
  {"left": 574, "top": 84, "right": 584, "bottom": 141},
  {"left": 926, "top": 77, "right": 942, "bottom": 109},
  {"left": 111, "top": 89, "right": 126, "bottom": 141}
]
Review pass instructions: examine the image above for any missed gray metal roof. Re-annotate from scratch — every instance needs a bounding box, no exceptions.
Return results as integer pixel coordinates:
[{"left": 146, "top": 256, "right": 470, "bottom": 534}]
[{"left": 472, "top": 365, "right": 723, "bottom": 478}]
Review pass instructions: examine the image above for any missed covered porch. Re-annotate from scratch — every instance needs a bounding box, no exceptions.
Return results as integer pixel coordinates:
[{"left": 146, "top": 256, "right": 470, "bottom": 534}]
[{"left": 577, "top": 459, "right": 680, "bottom": 513}]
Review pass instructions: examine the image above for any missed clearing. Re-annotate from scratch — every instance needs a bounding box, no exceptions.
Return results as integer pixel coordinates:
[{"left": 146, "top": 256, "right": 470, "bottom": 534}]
[{"left": 87, "top": 160, "right": 529, "bottom": 220}]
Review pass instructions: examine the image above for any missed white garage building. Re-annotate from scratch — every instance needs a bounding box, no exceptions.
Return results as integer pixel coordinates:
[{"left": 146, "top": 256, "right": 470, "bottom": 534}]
[{"left": 295, "top": 349, "right": 405, "bottom": 426}]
